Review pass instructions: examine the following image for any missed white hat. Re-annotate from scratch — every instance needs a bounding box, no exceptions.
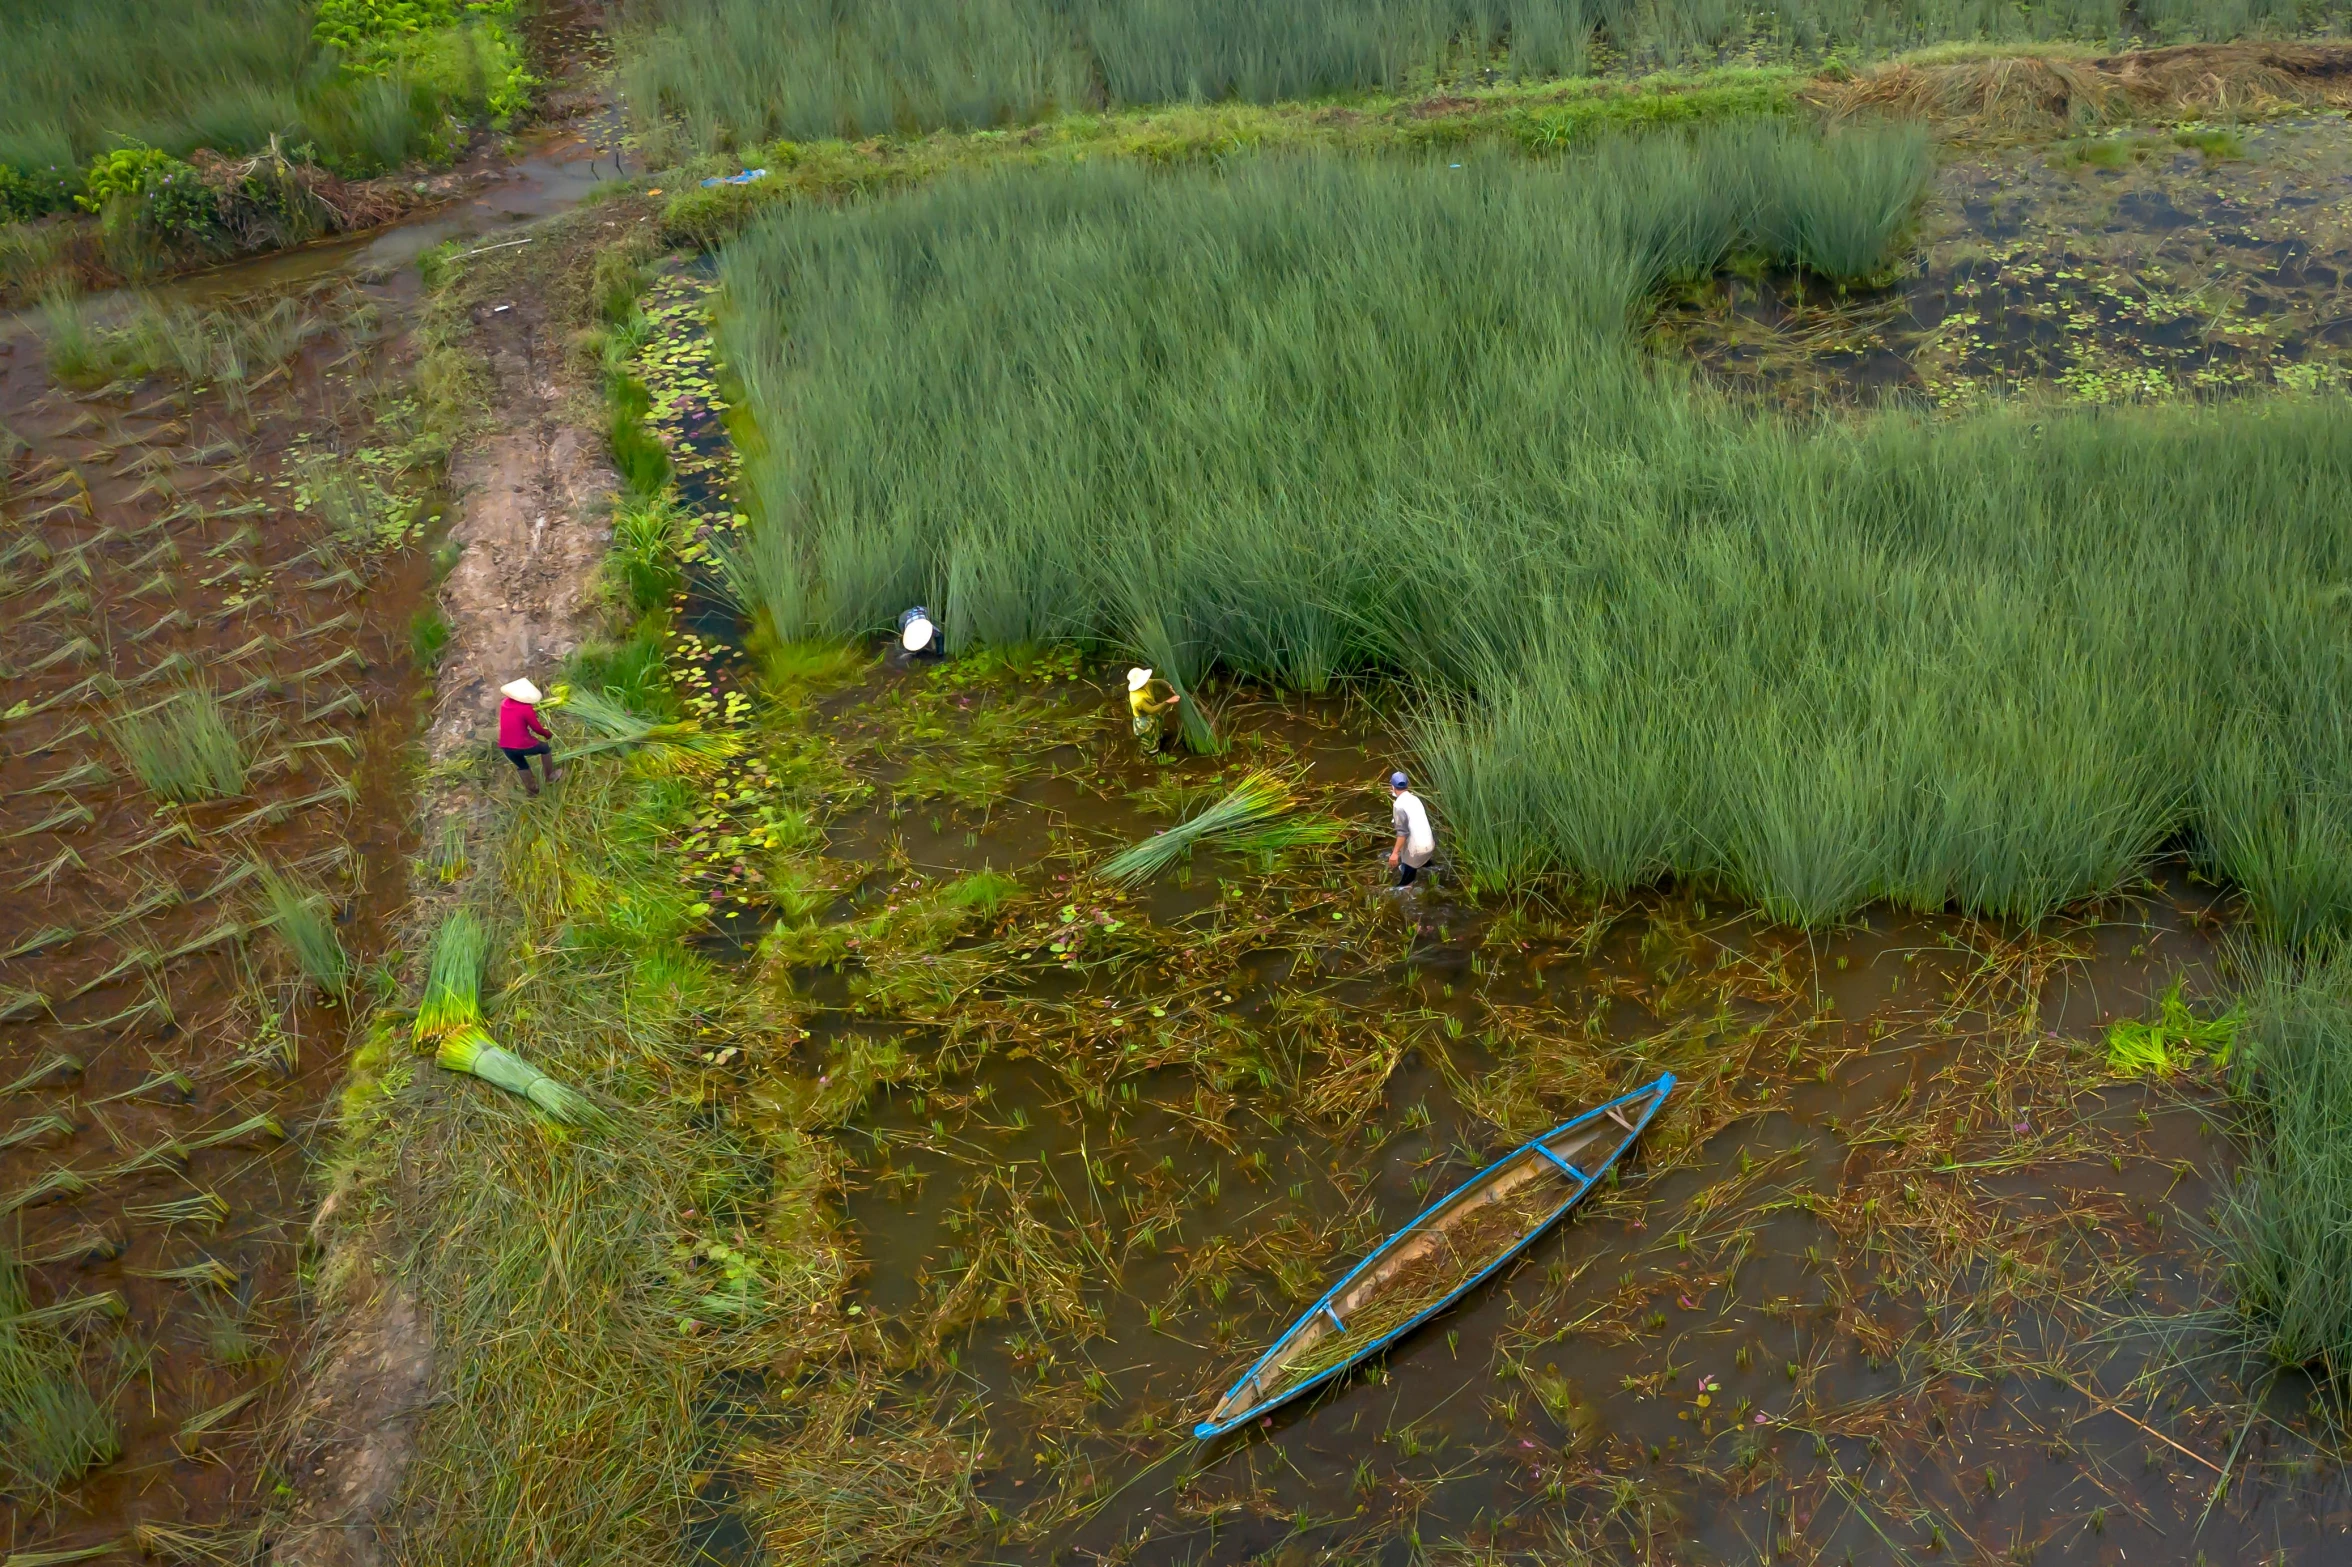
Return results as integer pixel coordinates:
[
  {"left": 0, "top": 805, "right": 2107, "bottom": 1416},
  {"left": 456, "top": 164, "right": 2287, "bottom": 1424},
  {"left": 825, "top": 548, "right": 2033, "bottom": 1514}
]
[
  {"left": 1127, "top": 667, "right": 1152, "bottom": 692},
  {"left": 902, "top": 615, "right": 935, "bottom": 652},
  {"left": 501, "top": 679, "right": 541, "bottom": 704}
]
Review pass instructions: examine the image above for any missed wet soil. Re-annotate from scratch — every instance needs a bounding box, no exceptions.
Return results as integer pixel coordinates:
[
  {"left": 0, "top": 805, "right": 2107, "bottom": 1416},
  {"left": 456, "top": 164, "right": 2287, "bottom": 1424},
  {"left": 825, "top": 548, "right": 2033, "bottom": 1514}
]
[
  {"left": 0, "top": 296, "right": 437, "bottom": 1556},
  {"left": 1664, "top": 113, "right": 2352, "bottom": 409}
]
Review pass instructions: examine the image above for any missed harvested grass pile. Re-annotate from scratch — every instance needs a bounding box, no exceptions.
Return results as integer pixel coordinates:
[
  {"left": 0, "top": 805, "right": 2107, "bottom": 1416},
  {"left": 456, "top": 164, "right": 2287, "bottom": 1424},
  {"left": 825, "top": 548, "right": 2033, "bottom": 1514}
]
[
  {"left": 413, "top": 910, "right": 601, "bottom": 1127},
  {"left": 1099, "top": 770, "right": 1341, "bottom": 886},
  {"left": 1816, "top": 42, "right": 2352, "bottom": 132}
]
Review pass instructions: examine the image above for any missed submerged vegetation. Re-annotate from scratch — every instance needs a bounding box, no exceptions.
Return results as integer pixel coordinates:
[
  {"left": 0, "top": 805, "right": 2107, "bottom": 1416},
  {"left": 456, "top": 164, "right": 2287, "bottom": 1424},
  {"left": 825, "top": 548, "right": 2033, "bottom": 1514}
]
[{"left": 619, "top": 0, "right": 2352, "bottom": 148}]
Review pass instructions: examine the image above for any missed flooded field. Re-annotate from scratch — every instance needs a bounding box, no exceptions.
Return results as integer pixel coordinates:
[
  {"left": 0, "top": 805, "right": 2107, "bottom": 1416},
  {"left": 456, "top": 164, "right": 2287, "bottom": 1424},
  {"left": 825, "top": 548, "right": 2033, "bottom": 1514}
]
[
  {"left": 1666, "top": 113, "right": 2352, "bottom": 408},
  {"left": 612, "top": 264, "right": 2351, "bottom": 1563},
  {"left": 721, "top": 670, "right": 2339, "bottom": 1565}
]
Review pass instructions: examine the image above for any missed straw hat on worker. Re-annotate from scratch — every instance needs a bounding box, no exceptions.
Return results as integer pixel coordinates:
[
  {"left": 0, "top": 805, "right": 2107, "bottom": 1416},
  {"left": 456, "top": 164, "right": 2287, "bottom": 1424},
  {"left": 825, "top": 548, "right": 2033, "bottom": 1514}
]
[{"left": 496, "top": 679, "right": 558, "bottom": 795}]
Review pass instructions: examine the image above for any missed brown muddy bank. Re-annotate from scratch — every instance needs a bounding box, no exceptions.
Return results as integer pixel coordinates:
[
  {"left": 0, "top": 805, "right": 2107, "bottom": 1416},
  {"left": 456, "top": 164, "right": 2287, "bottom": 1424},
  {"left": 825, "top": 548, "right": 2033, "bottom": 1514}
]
[{"left": 0, "top": 283, "right": 443, "bottom": 1558}]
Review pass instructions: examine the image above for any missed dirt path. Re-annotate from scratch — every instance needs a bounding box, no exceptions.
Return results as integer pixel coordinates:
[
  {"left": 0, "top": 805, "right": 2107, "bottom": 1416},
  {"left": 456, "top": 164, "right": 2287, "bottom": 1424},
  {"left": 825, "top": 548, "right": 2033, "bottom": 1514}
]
[{"left": 427, "top": 306, "right": 614, "bottom": 764}]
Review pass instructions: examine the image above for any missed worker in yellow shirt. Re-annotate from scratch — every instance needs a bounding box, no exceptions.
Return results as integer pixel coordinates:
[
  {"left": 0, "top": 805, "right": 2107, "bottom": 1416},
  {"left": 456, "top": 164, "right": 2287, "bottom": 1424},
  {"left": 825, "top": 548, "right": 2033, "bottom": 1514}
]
[{"left": 1126, "top": 667, "right": 1182, "bottom": 755}]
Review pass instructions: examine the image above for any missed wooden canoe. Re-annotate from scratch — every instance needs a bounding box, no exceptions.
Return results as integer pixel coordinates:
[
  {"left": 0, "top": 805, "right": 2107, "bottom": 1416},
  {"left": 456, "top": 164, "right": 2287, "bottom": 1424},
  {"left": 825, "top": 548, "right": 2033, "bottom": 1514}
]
[{"left": 1193, "top": 1071, "right": 1673, "bottom": 1440}]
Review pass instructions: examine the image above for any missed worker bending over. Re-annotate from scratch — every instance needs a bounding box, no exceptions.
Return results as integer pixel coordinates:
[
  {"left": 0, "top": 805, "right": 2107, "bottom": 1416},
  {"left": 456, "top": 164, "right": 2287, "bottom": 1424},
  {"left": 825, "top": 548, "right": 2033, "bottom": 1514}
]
[{"left": 1126, "top": 667, "right": 1182, "bottom": 755}]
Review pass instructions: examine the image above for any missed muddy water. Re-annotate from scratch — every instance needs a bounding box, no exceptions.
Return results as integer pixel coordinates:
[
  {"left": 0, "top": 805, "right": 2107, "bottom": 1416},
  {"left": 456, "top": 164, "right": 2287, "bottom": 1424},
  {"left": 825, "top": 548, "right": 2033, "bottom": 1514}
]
[
  {"left": 1668, "top": 113, "right": 2352, "bottom": 408},
  {"left": 794, "top": 691, "right": 2343, "bottom": 1564}
]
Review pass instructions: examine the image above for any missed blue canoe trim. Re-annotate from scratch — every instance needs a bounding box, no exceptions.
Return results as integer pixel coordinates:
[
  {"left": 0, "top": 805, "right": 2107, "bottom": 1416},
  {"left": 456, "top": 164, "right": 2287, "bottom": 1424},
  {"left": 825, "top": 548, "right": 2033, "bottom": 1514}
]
[{"left": 1193, "top": 1070, "right": 1674, "bottom": 1440}]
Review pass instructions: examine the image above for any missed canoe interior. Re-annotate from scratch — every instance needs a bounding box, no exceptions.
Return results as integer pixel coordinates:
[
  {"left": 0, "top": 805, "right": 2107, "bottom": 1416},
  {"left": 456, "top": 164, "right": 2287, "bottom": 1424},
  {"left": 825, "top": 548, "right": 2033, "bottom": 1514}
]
[{"left": 1203, "top": 1080, "right": 1667, "bottom": 1431}]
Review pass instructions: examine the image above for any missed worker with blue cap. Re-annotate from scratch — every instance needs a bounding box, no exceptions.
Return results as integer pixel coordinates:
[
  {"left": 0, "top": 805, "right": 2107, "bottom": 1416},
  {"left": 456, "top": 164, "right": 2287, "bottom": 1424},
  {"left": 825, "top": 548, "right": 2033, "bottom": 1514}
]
[{"left": 1388, "top": 771, "right": 1435, "bottom": 887}]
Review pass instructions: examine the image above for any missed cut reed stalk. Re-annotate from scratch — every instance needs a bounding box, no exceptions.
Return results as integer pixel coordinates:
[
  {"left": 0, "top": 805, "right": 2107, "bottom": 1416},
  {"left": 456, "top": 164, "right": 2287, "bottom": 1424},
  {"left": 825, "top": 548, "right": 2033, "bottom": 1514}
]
[
  {"left": 124, "top": 1191, "right": 228, "bottom": 1229},
  {"left": 0, "top": 1055, "right": 80, "bottom": 1095}
]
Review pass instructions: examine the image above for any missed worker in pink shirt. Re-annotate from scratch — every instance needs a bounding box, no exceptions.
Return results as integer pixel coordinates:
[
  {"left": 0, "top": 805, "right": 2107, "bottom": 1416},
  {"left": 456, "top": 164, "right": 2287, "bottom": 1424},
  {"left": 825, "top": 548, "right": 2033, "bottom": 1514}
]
[{"left": 497, "top": 678, "right": 560, "bottom": 796}]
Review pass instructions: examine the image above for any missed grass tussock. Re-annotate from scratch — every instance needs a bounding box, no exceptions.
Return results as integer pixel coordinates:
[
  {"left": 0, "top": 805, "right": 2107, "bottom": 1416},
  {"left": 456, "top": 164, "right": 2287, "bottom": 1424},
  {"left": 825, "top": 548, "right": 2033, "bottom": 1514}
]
[
  {"left": 618, "top": 0, "right": 2352, "bottom": 150},
  {"left": 1, "top": 1242, "right": 118, "bottom": 1503},
  {"left": 107, "top": 683, "right": 251, "bottom": 803},
  {"left": 255, "top": 858, "right": 350, "bottom": 998},
  {"left": 717, "top": 128, "right": 2352, "bottom": 932},
  {"left": 2219, "top": 944, "right": 2352, "bottom": 1405}
]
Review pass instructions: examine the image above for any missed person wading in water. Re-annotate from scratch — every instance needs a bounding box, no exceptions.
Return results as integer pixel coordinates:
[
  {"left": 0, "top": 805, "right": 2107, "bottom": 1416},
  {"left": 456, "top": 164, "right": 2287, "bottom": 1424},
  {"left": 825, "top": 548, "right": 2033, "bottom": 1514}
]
[
  {"left": 1388, "top": 771, "right": 1436, "bottom": 888},
  {"left": 1126, "top": 667, "right": 1182, "bottom": 756},
  {"left": 498, "top": 678, "right": 560, "bottom": 797}
]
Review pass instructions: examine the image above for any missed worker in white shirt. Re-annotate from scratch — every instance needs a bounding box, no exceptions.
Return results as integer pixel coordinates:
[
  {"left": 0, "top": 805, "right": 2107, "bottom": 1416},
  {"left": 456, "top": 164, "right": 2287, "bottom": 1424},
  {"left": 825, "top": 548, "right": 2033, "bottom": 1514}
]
[{"left": 1388, "top": 771, "right": 1436, "bottom": 888}]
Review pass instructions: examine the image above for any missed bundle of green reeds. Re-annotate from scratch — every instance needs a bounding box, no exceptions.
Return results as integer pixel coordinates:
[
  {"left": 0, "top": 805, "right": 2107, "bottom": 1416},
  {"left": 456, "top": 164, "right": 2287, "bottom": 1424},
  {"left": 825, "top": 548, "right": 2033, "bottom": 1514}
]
[
  {"left": 1100, "top": 770, "right": 1339, "bottom": 886},
  {"left": 414, "top": 912, "right": 602, "bottom": 1128},
  {"left": 553, "top": 686, "right": 741, "bottom": 772}
]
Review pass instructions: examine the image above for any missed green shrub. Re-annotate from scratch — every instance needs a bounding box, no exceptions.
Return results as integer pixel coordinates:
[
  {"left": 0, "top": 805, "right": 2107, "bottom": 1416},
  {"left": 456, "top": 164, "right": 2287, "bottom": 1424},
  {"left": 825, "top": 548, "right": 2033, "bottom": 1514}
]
[{"left": 0, "top": 162, "right": 80, "bottom": 220}]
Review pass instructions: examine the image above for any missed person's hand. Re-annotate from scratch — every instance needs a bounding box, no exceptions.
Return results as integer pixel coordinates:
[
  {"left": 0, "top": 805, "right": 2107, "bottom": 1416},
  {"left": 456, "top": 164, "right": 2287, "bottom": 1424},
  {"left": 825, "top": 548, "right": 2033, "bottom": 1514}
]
[
  {"left": 1169, "top": 693, "right": 1181, "bottom": 705},
  {"left": 1388, "top": 848, "right": 1400, "bottom": 867}
]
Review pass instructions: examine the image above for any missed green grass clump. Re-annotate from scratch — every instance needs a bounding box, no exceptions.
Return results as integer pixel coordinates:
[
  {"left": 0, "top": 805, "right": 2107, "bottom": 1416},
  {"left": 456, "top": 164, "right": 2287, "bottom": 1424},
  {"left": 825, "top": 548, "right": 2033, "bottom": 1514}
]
[
  {"left": 256, "top": 858, "right": 350, "bottom": 998},
  {"left": 107, "top": 684, "right": 250, "bottom": 803},
  {"left": 716, "top": 127, "right": 2352, "bottom": 932},
  {"left": 1, "top": 1242, "right": 118, "bottom": 1502},
  {"left": 617, "top": 0, "right": 2352, "bottom": 151},
  {"left": 2219, "top": 945, "right": 2352, "bottom": 1403}
]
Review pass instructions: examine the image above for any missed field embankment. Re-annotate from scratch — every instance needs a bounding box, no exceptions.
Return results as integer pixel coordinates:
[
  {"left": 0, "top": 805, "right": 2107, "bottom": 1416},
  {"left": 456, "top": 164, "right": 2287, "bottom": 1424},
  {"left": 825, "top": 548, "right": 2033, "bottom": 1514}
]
[{"left": 0, "top": 0, "right": 560, "bottom": 304}]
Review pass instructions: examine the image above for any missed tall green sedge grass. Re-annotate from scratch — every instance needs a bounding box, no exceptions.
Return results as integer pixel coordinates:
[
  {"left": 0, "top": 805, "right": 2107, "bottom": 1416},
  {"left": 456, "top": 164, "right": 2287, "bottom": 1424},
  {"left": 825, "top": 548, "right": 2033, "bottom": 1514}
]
[
  {"left": 619, "top": 0, "right": 2349, "bottom": 149},
  {"left": 1, "top": 1241, "right": 118, "bottom": 1502},
  {"left": 107, "top": 684, "right": 251, "bottom": 803},
  {"left": 2219, "top": 944, "right": 2352, "bottom": 1405},
  {"left": 715, "top": 128, "right": 2352, "bottom": 931},
  {"left": 0, "top": 0, "right": 525, "bottom": 182}
]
